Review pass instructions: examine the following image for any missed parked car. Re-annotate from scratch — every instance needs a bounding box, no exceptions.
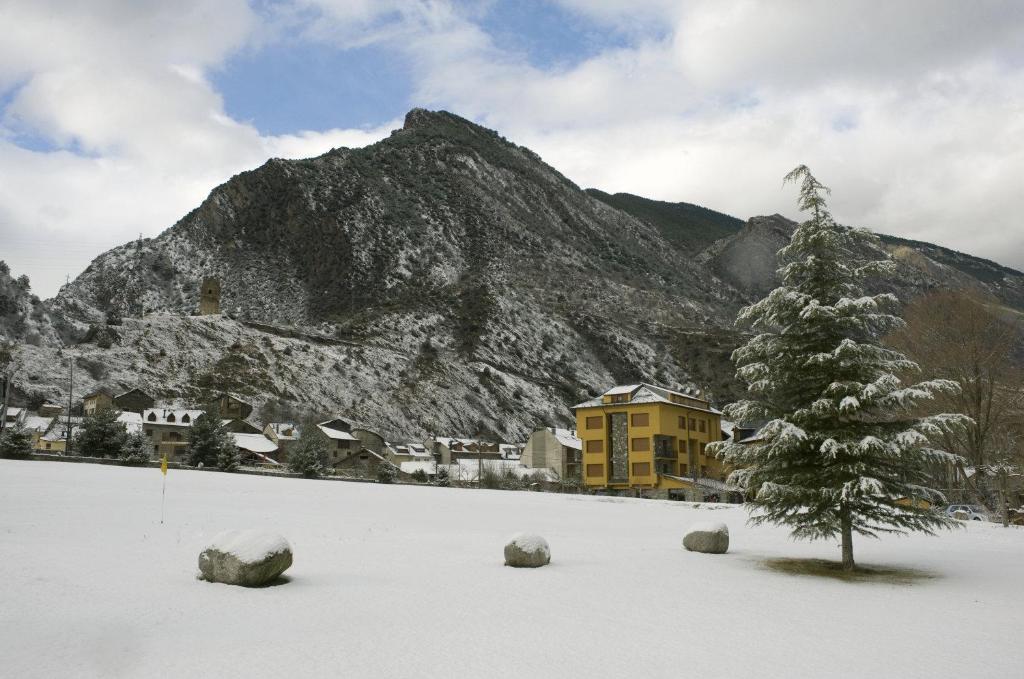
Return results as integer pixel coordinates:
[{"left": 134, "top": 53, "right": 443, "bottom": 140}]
[{"left": 944, "top": 504, "right": 989, "bottom": 521}]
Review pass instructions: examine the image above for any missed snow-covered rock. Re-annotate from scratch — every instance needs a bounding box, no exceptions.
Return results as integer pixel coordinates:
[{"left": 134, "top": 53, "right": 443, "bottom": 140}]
[
  {"left": 682, "top": 521, "right": 729, "bottom": 554},
  {"left": 504, "top": 533, "right": 551, "bottom": 568},
  {"left": 198, "top": 529, "right": 293, "bottom": 586}
]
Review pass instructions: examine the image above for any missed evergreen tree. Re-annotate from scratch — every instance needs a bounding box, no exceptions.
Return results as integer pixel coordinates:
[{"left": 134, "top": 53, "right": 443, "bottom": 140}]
[
  {"left": 217, "top": 442, "right": 240, "bottom": 472},
  {"left": 377, "top": 461, "right": 398, "bottom": 484},
  {"left": 187, "top": 412, "right": 235, "bottom": 468},
  {"left": 435, "top": 465, "right": 450, "bottom": 487},
  {"left": 288, "top": 426, "right": 329, "bottom": 478},
  {"left": 710, "top": 166, "right": 968, "bottom": 571},
  {"left": 119, "top": 431, "right": 151, "bottom": 466},
  {"left": 0, "top": 424, "right": 33, "bottom": 458},
  {"left": 75, "top": 408, "right": 127, "bottom": 458}
]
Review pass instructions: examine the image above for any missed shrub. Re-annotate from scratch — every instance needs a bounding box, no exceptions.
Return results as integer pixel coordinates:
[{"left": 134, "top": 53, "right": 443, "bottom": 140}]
[
  {"left": 75, "top": 409, "right": 127, "bottom": 458},
  {"left": 377, "top": 462, "right": 398, "bottom": 484},
  {"left": 411, "top": 469, "right": 428, "bottom": 483},
  {"left": 119, "top": 432, "right": 151, "bottom": 465},
  {"left": 435, "top": 466, "right": 450, "bottom": 487},
  {"left": 288, "top": 428, "right": 329, "bottom": 478},
  {"left": 0, "top": 425, "right": 33, "bottom": 458}
]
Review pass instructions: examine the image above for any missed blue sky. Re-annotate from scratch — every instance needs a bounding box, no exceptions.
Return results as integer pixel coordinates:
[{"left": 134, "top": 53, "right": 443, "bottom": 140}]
[{"left": 1, "top": 1, "right": 1023, "bottom": 297}]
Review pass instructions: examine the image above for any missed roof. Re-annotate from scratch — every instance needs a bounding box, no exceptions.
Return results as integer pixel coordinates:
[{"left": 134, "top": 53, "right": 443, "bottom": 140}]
[
  {"left": 394, "top": 442, "right": 431, "bottom": 458},
  {"left": 267, "top": 423, "right": 300, "bottom": 440},
  {"left": 4, "top": 406, "right": 25, "bottom": 417},
  {"left": 142, "top": 409, "right": 204, "bottom": 425},
  {"left": 442, "top": 460, "right": 560, "bottom": 483},
  {"left": 114, "top": 388, "right": 152, "bottom": 399},
  {"left": 317, "top": 424, "right": 358, "bottom": 441},
  {"left": 400, "top": 461, "right": 437, "bottom": 475},
  {"left": 42, "top": 419, "right": 83, "bottom": 441},
  {"left": 230, "top": 433, "right": 279, "bottom": 454},
  {"left": 117, "top": 412, "right": 144, "bottom": 433},
  {"left": 82, "top": 390, "right": 113, "bottom": 400},
  {"left": 22, "top": 415, "right": 53, "bottom": 433},
  {"left": 550, "top": 428, "right": 581, "bottom": 450},
  {"left": 573, "top": 383, "right": 721, "bottom": 415}
]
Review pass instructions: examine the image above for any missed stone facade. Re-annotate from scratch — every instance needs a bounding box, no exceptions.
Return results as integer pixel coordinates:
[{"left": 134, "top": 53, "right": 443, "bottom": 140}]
[{"left": 199, "top": 277, "right": 220, "bottom": 315}]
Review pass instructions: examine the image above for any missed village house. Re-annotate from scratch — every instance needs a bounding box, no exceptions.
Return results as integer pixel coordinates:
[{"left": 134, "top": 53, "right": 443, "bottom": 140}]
[
  {"left": 221, "top": 418, "right": 261, "bottom": 434},
  {"left": 521, "top": 427, "right": 582, "bottom": 482},
  {"left": 206, "top": 393, "right": 253, "bottom": 420},
  {"left": 3, "top": 406, "right": 27, "bottom": 428},
  {"left": 22, "top": 414, "right": 54, "bottom": 448},
  {"left": 82, "top": 390, "right": 114, "bottom": 416},
  {"left": 113, "top": 388, "right": 155, "bottom": 414},
  {"left": 399, "top": 460, "right": 437, "bottom": 480},
  {"left": 388, "top": 442, "right": 433, "bottom": 466},
  {"left": 264, "top": 423, "right": 300, "bottom": 462},
  {"left": 498, "top": 443, "right": 523, "bottom": 461},
  {"left": 317, "top": 419, "right": 360, "bottom": 464},
  {"left": 142, "top": 408, "right": 204, "bottom": 461},
  {"left": 230, "top": 433, "right": 280, "bottom": 466},
  {"left": 37, "top": 417, "right": 82, "bottom": 453},
  {"left": 37, "top": 402, "right": 64, "bottom": 417},
  {"left": 333, "top": 448, "right": 391, "bottom": 478},
  {"left": 428, "top": 437, "right": 503, "bottom": 465},
  {"left": 574, "top": 383, "right": 735, "bottom": 500}
]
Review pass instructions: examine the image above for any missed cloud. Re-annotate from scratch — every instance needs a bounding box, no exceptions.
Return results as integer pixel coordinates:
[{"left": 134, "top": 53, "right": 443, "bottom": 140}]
[
  {"left": 2, "top": 0, "right": 1023, "bottom": 299},
  {"left": 0, "top": 0, "right": 394, "bottom": 297}
]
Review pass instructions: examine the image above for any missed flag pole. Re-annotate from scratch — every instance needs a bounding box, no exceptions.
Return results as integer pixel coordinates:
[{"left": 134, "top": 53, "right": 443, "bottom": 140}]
[{"left": 160, "top": 454, "right": 168, "bottom": 524}]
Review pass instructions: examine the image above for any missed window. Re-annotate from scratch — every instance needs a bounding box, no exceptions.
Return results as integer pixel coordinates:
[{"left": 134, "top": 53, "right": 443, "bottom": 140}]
[
  {"left": 167, "top": 432, "right": 181, "bottom": 442},
  {"left": 153, "top": 445, "right": 159, "bottom": 454},
  {"left": 45, "top": 443, "right": 51, "bottom": 450},
  {"left": 680, "top": 463, "right": 688, "bottom": 476},
  {"left": 631, "top": 437, "right": 650, "bottom": 452},
  {"left": 145, "top": 429, "right": 152, "bottom": 437},
  {"left": 182, "top": 414, "right": 191, "bottom": 423},
  {"left": 166, "top": 413, "right": 176, "bottom": 423},
  {"left": 700, "top": 442, "right": 707, "bottom": 455},
  {"left": 147, "top": 413, "right": 157, "bottom": 422},
  {"left": 586, "top": 463, "right": 604, "bottom": 477},
  {"left": 586, "top": 439, "right": 604, "bottom": 454},
  {"left": 688, "top": 440, "right": 697, "bottom": 454},
  {"left": 630, "top": 412, "right": 649, "bottom": 427},
  {"left": 689, "top": 418, "right": 696, "bottom": 430},
  {"left": 631, "top": 462, "right": 651, "bottom": 476},
  {"left": 609, "top": 394, "right": 628, "bottom": 403},
  {"left": 585, "top": 416, "right": 603, "bottom": 430},
  {"left": 699, "top": 419, "right": 706, "bottom": 433},
  {"left": 678, "top": 416, "right": 686, "bottom": 429},
  {"left": 679, "top": 439, "right": 687, "bottom": 453}
]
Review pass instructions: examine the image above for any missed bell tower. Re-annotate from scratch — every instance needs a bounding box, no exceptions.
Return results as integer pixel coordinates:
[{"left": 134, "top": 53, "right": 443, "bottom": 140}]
[{"left": 199, "top": 277, "right": 221, "bottom": 315}]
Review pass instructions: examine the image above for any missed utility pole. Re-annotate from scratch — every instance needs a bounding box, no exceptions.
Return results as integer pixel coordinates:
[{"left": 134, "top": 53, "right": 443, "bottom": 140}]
[{"left": 65, "top": 356, "right": 74, "bottom": 456}]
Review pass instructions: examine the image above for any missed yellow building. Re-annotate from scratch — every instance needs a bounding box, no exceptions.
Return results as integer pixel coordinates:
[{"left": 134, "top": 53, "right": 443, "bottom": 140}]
[{"left": 574, "top": 383, "right": 735, "bottom": 500}]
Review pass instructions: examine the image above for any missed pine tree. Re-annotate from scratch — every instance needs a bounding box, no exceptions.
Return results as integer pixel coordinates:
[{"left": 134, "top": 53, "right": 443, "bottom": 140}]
[
  {"left": 187, "top": 412, "right": 235, "bottom": 468},
  {"left": 75, "top": 408, "right": 127, "bottom": 458},
  {"left": 0, "top": 424, "right": 33, "bottom": 458},
  {"left": 119, "top": 431, "right": 151, "bottom": 466},
  {"left": 435, "top": 465, "right": 450, "bottom": 487},
  {"left": 377, "top": 461, "right": 398, "bottom": 484},
  {"left": 710, "top": 165, "right": 968, "bottom": 571},
  {"left": 288, "top": 426, "right": 329, "bottom": 478},
  {"left": 217, "top": 442, "right": 240, "bottom": 472}
]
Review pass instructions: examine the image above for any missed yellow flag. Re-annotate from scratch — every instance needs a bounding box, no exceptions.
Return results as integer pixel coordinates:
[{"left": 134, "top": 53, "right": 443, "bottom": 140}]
[{"left": 160, "top": 455, "right": 168, "bottom": 476}]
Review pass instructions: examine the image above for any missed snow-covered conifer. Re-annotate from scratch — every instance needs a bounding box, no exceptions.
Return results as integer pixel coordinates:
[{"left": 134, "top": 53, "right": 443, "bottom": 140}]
[
  {"left": 187, "top": 412, "right": 235, "bottom": 469},
  {"left": 710, "top": 166, "right": 968, "bottom": 570}
]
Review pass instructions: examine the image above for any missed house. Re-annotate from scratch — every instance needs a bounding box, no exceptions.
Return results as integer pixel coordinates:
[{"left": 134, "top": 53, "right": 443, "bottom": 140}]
[
  {"left": 388, "top": 442, "right": 433, "bottom": 465},
  {"left": 499, "top": 443, "right": 522, "bottom": 461},
  {"left": 264, "top": 423, "right": 300, "bottom": 462},
  {"left": 333, "top": 448, "right": 391, "bottom": 478},
  {"left": 22, "top": 415, "right": 54, "bottom": 448},
  {"left": 428, "top": 437, "right": 503, "bottom": 465},
  {"left": 441, "top": 459, "right": 559, "bottom": 486},
  {"left": 37, "top": 417, "right": 83, "bottom": 453},
  {"left": 206, "top": 393, "right": 253, "bottom": 420},
  {"left": 221, "top": 418, "right": 261, "bottom": 434},
  {"left": 230, "top": 432, "right": 280, "bottom": 466},
  {"left": 142, "top": 408, "right": 205, "bottom": 462},
  {"left": 521, "top": 427, "right": 582, "bottom": 482},
  {"left": 574, "top": 383, "right": 732, "bottom": 500},
  {"left": 3, "top": 406, "right": 27, "bottom": 427},
  {"left": 113, "top": 388, "right": 155, "bottom": 414},
  {"left": 399, "top": 460, "right": 437, "bottom": 480},
  {"left": 82, "top": 390, "right": 114, "bottom": 416},
  {"left": 117, "top": 412, "right": 144, "bottom": 434},
  {"left": 37, "top": 402, "right": 64, "bottom": 417},
  {"left": 317, "top": 420, "right": 360, "bottom": 464}
]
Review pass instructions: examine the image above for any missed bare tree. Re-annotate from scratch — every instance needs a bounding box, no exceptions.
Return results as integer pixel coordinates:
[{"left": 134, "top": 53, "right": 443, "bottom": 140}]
[{"left": 889, "top": 291, "right": 1024, "bottom": 508}]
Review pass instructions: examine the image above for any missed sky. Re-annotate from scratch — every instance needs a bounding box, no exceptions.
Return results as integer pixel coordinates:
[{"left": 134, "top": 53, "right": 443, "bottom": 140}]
[{"left": 1, "top": 1, "right": 1023, "bottom": 298}]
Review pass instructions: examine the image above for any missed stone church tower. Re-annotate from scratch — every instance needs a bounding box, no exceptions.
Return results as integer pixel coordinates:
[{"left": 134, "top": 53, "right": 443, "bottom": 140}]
[{"left": 199, "top": 277, "right": 221, "bottom": 315}]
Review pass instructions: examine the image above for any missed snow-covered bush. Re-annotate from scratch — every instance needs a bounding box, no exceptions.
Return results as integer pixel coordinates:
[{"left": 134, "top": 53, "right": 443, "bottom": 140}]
[
  {"left": 187, "top": 412, "right": 235, "bottom": 469},
  {"left": 288, "top": 428, "right": 329, "bottom": 478},
  {"left": 119, "top": 432, "right": 151, "bottom": 466},
  {"left": 75, "top": 408, "right": 127, "bottom": 458},
  {"left": 0, "top": 424, "right": 33, "bottom": 458},
  {"left": 377, "top": 462, "right": 397, "bottom": 484},
  {"left": 435, "top": 466, "right": 450, "bottom": 487}
]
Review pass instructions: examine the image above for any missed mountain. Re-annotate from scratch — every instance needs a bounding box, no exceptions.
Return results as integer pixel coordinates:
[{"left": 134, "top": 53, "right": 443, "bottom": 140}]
[{"left": 8, "top": 109, "right": 1024, "bottom": 440}]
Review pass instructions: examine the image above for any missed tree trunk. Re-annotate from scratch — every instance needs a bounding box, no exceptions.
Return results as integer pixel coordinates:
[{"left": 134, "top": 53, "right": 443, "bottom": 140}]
[
  {"left": 999, "top": 475, "right": 1009, "bottom": 528},
  {"left": 840, "top": 505, "right": 855, "bottom": 571}
]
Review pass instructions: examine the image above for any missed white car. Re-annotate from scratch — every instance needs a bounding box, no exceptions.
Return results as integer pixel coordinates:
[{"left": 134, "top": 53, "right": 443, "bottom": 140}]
[{"left": 945, "top": 504, "right": 989, "bottom": 521}]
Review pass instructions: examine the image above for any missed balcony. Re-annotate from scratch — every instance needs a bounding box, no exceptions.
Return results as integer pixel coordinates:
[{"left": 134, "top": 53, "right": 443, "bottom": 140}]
[{"left": 653, "top": 435, "right": 676, "bottom": 459}]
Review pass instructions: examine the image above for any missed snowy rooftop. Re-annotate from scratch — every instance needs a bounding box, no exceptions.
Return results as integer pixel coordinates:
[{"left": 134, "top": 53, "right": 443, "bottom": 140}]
[
  {"left": 317, "top": 424, "right": 358, "bottom": 441},
  {"left": 573, "top": 383, "right": 721, "bottom": 415},
  {"left": 22, "top": 415, "right": 53, "bottom": 433},
  {"left": 230, "top": 433, "right": 279, "bottom": 454},
  {"left": 143, "top": 409, "right": 205, "bottom": 426},
  {"left": 117, "top": 412, "right": 144, "bottom": 433},
  {"left": 267, "top": 423, "right": 300, "bottom": 440},
  {"left": 443, "top": 460, "right": 559, "bottom": 483},
  {"left": 399, "top": 461, "right": 436, "bottom": 475},
  {"left": 661, "top": 474, "right": 738, "bottom": 492},
  {"left": 551, "top": 428, "right": 581, "bottom": 450}
]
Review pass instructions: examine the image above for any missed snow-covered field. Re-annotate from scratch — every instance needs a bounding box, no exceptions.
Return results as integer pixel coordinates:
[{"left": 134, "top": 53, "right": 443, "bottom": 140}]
[{"left": 1, "top": 460, "right": 1021, "bottom": 678}]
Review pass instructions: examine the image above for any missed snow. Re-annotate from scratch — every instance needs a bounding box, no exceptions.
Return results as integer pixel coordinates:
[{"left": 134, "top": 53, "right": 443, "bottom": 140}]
[
  {"left": 317, "top": 424, "right": 359, "bottom": 441},
  {"left": 206, "top": 529, "right": 291, "bottom": 564},
  {"left": 230, "top": 433, "right": 279, "bottom": 454},
  {"left": 2, "top": 459, "right": 1023, "bottom": 678},
  {"left": 506, "top": 533, "right": 550, "bottom": 557},
  {"left": 551, "top": 428, "right": 581, "bottom": 451},
  {"left": 685, "top": 521, "right": 729, "bottom": 536}
]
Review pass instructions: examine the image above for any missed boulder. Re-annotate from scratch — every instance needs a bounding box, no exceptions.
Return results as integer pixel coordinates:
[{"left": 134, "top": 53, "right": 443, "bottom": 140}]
[
  {"left": 504, "top": 533, "right": 551, "bottom": 568},
  {"left": 682, "top": 521, "right": 729, "bottom": 554},
  {"left": 198, "top": 529, "right": 293, "bottom": 587}
]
